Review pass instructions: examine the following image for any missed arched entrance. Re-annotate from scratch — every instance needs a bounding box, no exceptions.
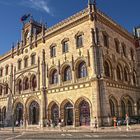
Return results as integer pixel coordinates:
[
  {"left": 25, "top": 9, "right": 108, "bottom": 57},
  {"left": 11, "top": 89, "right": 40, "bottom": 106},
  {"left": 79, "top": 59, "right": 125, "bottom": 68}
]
[
  {"left": 15, "top": 102, "right": 23, "bottom": 125},
  {"left": 2, "top": 107, "right": 6, "bottom": 122},
  {"left": 64, "top": 102, "right": 73, "bottom": 126},
  {"left": 51, "top": 103, "right": 59, "bottom": 126},
  {"left": 29, "top": 101, "right": 39, "bottom": 125},
  {"left": 79, "top": 100, "right": 90, "bottom": 126}
]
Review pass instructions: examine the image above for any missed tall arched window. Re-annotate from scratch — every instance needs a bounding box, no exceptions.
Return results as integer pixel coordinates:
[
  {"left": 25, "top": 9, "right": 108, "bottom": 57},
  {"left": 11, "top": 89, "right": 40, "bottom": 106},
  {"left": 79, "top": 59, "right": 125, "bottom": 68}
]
[
  {"left": 17, "top": 79, "right": 22, "bottom": 94},
  {"left": 128, "top": 100, "right": 133, "bottom": 116},
  {"left": 18, "top": 59, "right": 22, "bottom": 70},
  {"left": 124, "top": 67, "right": 129, "bottom": 82},
  {"left": 137, "top": 100, "right": 140, "bottom": 115},
  {"left": 31, "top": 53, "right": 36, "bottom": 65},
  {"left": 24, "top": 56, "right": 28, "bottom": 68},
  {"left": 116, "top": 65, "right": 121, "bottom": 81},
  {"left": 5, "top": 65, "right": 9, "bottom": 75},
  {"left": 121, "top": 100, "right": 126, "bottom": 117},
  {"left": 130, "top": 48, "right": 134, "bottom": 61},
  {"left": 0, "top": 108, "right": 1, "bottom": 121},
  {"left": 109, "top": 99, "right": 115, "bottom": 117},
  {"left": 104, "top": 61, "right": 110, "bottom": 77},
  {"left": 0, "top": 85, "right": 3, "bottom": 95},
  {"left": 64, "top": 66, "right": 71, "bottom": 81},
  {"left": 5, "top": 83, "right": 8, "bottom": 94},
  {"left": 31, "top": 75, "right": 37, "bottom": 91},
  {"left": 24, "top": 77, "right": 29, "bottom": 90},
  {"left": 78, "top": 61, "right": 87, "bottom": 78},
  {"left": 133, "top": 72, "right": 137, "bottom": 85},
  {"left": 51, "top": 70, "right": 58, "bottom": 84}
]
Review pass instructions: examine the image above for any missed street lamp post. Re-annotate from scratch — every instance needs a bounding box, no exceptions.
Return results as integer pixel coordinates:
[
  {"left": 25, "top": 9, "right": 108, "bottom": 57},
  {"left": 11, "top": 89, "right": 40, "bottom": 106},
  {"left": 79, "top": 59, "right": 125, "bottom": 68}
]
[{"left": 0, "top": 83, "right": 14, "bottom": 133}]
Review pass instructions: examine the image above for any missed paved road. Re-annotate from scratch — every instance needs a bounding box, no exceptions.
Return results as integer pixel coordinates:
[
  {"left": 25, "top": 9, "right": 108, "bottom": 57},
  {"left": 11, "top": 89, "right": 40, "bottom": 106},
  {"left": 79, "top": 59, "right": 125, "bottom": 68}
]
[{"left": 1, "top": 131, "right": 140, "bottom": 140}]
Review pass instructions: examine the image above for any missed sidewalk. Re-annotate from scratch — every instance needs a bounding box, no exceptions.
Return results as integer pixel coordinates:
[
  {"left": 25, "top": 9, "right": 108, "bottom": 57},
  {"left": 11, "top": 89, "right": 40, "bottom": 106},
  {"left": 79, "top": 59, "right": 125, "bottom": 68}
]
[{"left": 1, "top": 124, "right": 140, "bottom": 133}]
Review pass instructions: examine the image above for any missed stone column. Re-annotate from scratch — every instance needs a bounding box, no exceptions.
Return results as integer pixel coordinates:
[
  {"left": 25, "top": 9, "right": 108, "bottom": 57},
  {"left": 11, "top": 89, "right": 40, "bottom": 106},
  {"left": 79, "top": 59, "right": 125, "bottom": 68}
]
[
  {"left": 40, "top": 49, "right": 47, "bottom": 127},
  {"left": 37, "top": 57, "right": 40, "bottom": 90},
  {"left": 73, "top": 108, "right": 76, "bottom": 127}
]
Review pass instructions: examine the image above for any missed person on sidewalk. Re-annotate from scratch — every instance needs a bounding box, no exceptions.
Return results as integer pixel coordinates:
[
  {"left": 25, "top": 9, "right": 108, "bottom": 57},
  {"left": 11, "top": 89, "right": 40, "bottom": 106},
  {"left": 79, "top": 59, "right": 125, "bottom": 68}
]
[
  {"left": 20, "top": 120, "right": 23, "bottom": 128},
  {"left": 113, "top": 116, "right": 117, "bottom": 128},
  {"left": 94, "top": 117, "right": 98, "bottom": 130},
  {"left": 125, "top": 114, "right": 131, "bottom": 131}
]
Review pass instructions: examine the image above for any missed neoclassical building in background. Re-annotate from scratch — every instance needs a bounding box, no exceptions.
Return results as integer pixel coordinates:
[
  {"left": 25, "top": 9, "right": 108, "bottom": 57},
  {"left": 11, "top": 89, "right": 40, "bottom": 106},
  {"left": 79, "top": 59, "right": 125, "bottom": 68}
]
[{"left": 0, "top": 1, "right": 140, "bottom": 127}]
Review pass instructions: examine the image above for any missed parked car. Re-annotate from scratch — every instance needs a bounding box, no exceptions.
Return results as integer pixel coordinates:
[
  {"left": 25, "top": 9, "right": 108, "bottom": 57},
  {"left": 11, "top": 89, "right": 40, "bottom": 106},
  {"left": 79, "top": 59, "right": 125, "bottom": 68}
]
[
  {"left": 129, "top": 118, "right": 137, "bottom": 124},
  {"left": 117, "top": 118, "right": 125, "bottom": 126}
]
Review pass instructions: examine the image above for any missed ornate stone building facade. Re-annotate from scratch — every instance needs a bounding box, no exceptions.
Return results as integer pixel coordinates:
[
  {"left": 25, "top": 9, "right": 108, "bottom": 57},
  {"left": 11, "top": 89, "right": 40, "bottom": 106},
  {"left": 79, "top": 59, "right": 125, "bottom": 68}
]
[{"left": 0, "top": 2, "right": 140, "bottom": 127}]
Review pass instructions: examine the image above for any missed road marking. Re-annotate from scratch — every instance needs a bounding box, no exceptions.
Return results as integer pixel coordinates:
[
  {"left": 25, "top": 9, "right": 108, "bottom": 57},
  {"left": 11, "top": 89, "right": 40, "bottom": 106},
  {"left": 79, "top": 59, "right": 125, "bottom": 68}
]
[
  {"left": 85, "top": 134, "right": 92, "bottom": 137},
  {"left": 92, "top": 135, "right": 99, "bottom": 137},
  {"left": 5, "top": 134, "right": 22, "bottom": 140},
  {"left": 66, "top": 134, "right": 72, "bottom": 136},
  {"left": 61, "top": 133, "right": 72, "bottom": 137},
  {"left": 61, "top": 134, "right": 66, "bottom": 136}
]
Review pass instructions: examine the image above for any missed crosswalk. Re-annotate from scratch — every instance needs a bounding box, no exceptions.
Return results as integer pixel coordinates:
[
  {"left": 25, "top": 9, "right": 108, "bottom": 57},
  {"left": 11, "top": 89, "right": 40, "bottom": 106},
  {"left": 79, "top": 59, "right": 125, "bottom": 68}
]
[{"left": 61, "top": 133, "right": 99, "bottom": 138}]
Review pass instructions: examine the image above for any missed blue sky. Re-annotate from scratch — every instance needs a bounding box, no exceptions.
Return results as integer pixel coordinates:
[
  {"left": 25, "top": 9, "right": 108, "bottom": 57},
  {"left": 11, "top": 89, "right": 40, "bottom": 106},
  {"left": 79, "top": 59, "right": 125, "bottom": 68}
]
[{"left": 0, "top": 0, "right": 139, "bottom": 55}]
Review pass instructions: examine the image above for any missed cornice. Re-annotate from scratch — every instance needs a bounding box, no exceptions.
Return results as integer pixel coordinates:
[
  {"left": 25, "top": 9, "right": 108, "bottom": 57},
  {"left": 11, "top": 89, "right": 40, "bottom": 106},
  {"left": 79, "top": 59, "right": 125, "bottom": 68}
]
[
  {"left": 0, "top": 7, "right": 136, "bottom": 62},
  {"left": 97, "top": 9, "right": 134, "bottom": 43}
]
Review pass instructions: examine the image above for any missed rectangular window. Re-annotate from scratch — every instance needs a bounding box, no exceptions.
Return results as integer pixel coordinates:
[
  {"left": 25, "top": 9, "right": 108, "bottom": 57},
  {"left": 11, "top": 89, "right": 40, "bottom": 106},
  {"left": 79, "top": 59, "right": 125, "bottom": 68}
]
[
  {"left": 62, "top": 41, "right": 68, "bottom": 53},
  {"left": 103, "top": 34, "right": 109, "bottom": 48},
  {"left": 50, "top": 46, "right": 56, "bottom": 58},
  {"left": 76, "top": 35, "right": 83, "bottom": 48}
]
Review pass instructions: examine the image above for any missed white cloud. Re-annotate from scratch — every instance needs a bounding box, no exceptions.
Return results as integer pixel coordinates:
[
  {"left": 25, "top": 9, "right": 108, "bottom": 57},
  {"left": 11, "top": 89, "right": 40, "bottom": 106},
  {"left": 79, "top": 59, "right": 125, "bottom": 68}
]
[{"left": 22, "top": 0, "right": 51, "bottom": 14}]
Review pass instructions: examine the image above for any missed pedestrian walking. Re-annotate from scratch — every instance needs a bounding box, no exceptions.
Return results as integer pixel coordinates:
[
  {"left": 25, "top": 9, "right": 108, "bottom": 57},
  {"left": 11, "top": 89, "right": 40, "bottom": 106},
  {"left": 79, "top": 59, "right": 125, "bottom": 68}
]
[
  {"left": 125, "top": 114, "right": 131, "bottom": 131},
  {"left": 15, "top": 120, "right": 19, "bottom": 127},
  {"left": 113, "top": 116, "right": 117, "bottom": 128},
  {"left": 20, "top": 120, "right": 23, "bottom": 127},
  {"left": 94, "top": 117, "right": 98, "bottom": 129}
]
